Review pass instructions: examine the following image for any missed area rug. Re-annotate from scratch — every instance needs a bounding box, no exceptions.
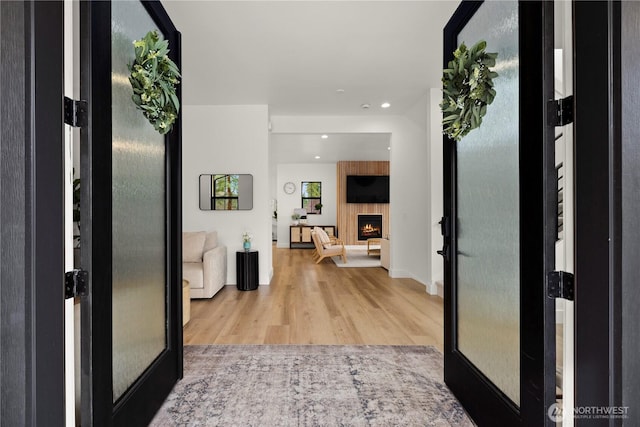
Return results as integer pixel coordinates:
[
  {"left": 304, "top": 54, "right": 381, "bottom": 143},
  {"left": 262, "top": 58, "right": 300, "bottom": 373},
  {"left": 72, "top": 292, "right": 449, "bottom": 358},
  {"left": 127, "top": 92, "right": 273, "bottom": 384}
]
[
  {"left": 332, "top": 246, "right": 381, "bottom": 268},
  {"left": 150, "top": 345, "right": 474, "bottom": 427}
]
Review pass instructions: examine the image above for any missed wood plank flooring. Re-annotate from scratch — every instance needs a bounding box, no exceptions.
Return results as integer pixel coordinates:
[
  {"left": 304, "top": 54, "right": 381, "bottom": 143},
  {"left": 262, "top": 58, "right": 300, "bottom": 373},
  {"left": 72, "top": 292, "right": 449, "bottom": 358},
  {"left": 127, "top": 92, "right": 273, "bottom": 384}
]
[{"left": 184, "top": 246, "right": 444, "bottom": 350}]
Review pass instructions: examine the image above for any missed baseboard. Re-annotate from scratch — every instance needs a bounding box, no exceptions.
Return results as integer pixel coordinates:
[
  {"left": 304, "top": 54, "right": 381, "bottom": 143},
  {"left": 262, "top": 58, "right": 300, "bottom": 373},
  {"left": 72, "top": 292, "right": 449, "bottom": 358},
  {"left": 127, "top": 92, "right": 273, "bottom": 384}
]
[
  {"left": 435, "top": 281, "right": 443, "bottom": 299},
  {"left": 391, "top": 270, "right": 439, "bottom": 296},
  {"left": 418, "top": 281, "right": 440, "bottom": 297},
  {"left": 388, "top": 269, "right": 410, "bottom": 279},
  {"left": 422, "top": 280, "right": 438, "bottom": 296}
]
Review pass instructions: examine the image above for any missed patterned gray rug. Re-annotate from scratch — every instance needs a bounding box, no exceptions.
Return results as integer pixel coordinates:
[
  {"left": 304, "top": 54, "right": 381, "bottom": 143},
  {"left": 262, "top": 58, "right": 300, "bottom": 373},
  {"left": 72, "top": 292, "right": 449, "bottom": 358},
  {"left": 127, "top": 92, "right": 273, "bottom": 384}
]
[{"left": 150, "top": 345, "right": 474, "bottom": 426}]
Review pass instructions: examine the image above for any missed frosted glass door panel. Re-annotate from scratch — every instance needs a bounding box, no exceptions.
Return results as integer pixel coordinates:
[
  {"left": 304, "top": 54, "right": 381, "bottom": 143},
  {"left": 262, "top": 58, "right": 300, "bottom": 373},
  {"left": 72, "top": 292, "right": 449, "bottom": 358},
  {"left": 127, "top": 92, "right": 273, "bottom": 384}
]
[
  {"left": 456, "top": 1, "right": 520, "bottom": 405},
  {"left": 111, "top": 2, "right": 166, "bottom": 402}
]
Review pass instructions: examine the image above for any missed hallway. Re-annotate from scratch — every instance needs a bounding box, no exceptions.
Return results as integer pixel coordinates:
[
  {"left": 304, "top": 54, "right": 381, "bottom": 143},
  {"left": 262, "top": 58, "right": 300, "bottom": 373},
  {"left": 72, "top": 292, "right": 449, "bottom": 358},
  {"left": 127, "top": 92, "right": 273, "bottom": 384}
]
[
  {"left": 184, "top": 246, "right": 444, "bottom": 348},
  {"left": 153, "top": 250, "right": 466, "bottom": 425}
]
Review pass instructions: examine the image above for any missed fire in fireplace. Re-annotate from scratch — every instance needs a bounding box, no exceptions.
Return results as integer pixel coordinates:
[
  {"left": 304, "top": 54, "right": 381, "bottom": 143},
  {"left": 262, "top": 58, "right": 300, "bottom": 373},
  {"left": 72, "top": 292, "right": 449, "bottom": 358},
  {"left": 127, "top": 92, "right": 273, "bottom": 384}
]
[{"left": 357, "top": 215, "right": 383, "bottom": 240}]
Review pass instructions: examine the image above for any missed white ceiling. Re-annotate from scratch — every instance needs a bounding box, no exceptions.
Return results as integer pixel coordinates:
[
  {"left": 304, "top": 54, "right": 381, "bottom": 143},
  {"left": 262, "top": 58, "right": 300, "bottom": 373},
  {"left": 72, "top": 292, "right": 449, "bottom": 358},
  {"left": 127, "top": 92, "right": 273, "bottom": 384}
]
[
  {"left": 269, "top": 133, "right": 391, "bottom": 164},
  {"left": 161, "top": 0, "right": 459, "bottom": 162}
]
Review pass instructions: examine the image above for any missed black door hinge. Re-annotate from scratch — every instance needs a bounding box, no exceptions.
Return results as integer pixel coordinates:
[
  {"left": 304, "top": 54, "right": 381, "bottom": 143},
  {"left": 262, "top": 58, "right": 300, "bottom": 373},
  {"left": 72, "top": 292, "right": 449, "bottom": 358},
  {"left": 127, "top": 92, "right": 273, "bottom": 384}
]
[
  {"left": 65, "top": 269, "right": 88, "bottom": 299},
  {"left": 547, "top": 271, "right": 574, "bottom": 301},
  {"left": 64, "top": 96, "right": 87, "bottom": 128},
  {"left": 548, "top": 95, "right": 574, "bottom": 127}
]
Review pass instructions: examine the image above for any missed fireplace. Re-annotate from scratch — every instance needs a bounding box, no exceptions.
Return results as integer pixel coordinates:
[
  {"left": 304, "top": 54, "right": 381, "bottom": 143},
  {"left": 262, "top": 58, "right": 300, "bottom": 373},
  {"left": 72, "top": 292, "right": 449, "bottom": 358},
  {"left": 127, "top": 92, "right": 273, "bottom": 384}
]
[{"left": 357, "top": 214, "right": 382, "bottom": 240}]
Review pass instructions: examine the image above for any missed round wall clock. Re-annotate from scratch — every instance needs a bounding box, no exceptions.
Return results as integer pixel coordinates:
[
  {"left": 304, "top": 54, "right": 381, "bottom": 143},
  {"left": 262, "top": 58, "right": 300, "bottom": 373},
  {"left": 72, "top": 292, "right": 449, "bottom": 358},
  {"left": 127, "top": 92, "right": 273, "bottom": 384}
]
[{"left": 283, "top": 182, "right": 296, "bottom": 194}]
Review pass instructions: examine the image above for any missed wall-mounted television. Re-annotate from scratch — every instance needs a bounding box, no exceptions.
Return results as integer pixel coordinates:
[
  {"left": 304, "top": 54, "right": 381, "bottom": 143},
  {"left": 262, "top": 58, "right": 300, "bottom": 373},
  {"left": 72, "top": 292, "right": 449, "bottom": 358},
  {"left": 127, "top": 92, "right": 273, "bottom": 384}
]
[{"left": 346, "top": 175, "right": 390, "bottom": 203}]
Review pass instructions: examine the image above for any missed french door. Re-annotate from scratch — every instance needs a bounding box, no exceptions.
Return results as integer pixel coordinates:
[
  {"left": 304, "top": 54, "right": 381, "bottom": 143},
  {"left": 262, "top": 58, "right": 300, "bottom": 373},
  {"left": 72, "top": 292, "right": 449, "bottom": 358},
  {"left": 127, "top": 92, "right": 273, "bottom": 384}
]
[
  {"left": 79, "top": 1, "right": 182, "bottom": 425},
  {"left": 441, "top": 1, "right": 556, "bottom": 425}
]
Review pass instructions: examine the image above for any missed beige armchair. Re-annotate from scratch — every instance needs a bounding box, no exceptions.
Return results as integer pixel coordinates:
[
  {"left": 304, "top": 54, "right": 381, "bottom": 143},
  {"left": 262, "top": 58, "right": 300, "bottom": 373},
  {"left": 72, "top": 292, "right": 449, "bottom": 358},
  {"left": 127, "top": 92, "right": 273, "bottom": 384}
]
[
  {"left": 311, "top": 227, "right": 347, "bottom": 264},
  {"left": 183, "top": 231, "right": 227, "bottom": 298}
]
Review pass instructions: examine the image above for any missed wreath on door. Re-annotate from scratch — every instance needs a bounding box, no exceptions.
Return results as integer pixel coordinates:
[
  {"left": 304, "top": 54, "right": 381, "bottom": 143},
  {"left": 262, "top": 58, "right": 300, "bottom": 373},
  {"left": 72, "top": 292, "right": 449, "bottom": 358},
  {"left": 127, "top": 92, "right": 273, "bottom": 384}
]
[
  {"left": 128, "top": 30, "right": 181, "bottom": 135},
  {"left": 440, "top": 40, "right": 498, "bottom": 142}
]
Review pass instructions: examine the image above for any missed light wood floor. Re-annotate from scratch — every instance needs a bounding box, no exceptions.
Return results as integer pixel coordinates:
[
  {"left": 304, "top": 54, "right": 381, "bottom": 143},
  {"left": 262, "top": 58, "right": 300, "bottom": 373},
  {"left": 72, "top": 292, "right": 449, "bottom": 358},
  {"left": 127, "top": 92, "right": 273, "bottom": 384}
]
[{"left": 184, "top": 246, "right": 444, "bottom": 350}]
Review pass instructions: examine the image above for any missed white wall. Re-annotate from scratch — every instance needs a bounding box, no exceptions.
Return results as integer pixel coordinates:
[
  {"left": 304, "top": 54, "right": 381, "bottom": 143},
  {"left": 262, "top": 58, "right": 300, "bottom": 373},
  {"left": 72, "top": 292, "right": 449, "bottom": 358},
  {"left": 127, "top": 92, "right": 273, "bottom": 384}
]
[
  {"left": 405, "top": 91, "right": 430, "bottom": 134},
  {"left": 429, "top": 88, "right": 444, "bottom": 295},
  {"left": 268, "top": 133, "right": 278, "bottom": 239},
  {"left": 275, "top": 163, "right": 337, "bottom": 247},
  {"left": 183, "top": 105, "right": 272, "bottom": 285},
  {"left": 271, "top": 113, "right": 433, "bottom": 290}
]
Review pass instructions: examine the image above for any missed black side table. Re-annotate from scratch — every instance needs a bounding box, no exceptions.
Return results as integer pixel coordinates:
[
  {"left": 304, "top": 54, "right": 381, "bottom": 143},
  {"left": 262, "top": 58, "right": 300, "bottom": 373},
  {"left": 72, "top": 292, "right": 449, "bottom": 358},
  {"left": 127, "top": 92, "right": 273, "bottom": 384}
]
[{"left": 236, "top": 250, "right": 259, "bottom": 291}]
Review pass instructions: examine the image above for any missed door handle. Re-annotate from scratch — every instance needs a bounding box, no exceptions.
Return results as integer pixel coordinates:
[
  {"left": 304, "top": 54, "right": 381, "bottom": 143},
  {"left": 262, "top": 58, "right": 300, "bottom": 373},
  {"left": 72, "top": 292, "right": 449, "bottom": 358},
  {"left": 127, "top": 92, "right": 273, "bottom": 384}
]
[
  {"left": 437, "top": 244, "right": 450, "bottom": 261},
  {"left": 439, "top": 216, "right": 450, "bottom": 237}
]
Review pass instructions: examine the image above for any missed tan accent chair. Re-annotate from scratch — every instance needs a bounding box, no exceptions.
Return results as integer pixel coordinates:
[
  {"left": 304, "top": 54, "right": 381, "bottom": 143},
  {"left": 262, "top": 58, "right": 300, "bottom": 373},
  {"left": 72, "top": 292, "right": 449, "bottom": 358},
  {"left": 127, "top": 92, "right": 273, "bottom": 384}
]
[
  {"left": 311, "top": 228, "right": 347, "bottom": 264},
  {"left": 183, "top": 231, "right": 227, "bottom": 298},
  {"left": 310, "top": 227, "right": 338, "bottom": 258}
]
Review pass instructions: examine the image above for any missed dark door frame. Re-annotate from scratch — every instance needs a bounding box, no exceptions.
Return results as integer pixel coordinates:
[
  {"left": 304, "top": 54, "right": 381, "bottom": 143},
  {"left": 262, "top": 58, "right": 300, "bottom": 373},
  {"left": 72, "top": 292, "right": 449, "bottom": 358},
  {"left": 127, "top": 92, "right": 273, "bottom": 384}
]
[
  {"left": 573, "top": 1, "right": 624, "bottom": 423},
  {"left": 442, "top": 1, "right": 556, "bottom": 425},
  {"left": 0, "top": 1, "right": 65, "bottom": 425},
  {"left": 80, "top": 1, "right": 182, "bottom": 425},
  {"left": 618, "top": 0, "right": 640, "bottom": 421}
]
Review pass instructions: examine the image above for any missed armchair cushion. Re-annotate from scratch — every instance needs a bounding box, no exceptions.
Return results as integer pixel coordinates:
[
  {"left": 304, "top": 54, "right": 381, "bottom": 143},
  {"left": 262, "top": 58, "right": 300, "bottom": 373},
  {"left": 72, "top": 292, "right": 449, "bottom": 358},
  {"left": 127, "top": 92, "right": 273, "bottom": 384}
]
[
  {"left": 311, "top": 230, "right": 347, "bottom": 264},
  {"left": 314, "top": 227, "right": 331, "bottom": 247},
  {"left": 183, "top": 262, "right": 204, "bottom": 289},
  {"left": 203, "top": 245, "right": 227, "bottom": 294},
  {"left": 203, "top": 231, "right": 219, "bottom": 252},
  {"left": 183, "top": 231, "right": 227, "bottom": 299},
  {"left": 183, "top": 231, "right": 206, "bottom": 262}
]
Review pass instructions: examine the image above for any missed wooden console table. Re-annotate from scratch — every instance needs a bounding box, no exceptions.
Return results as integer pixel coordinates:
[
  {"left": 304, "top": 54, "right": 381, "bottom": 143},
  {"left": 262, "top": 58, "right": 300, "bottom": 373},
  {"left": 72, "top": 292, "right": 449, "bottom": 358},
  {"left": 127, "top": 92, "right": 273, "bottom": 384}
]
[
  {"left": 290, "top": 225, "right": 336, "bottom": 249},
  {"left": 367, "top": 238, "right": 381, "bottom": 256}
]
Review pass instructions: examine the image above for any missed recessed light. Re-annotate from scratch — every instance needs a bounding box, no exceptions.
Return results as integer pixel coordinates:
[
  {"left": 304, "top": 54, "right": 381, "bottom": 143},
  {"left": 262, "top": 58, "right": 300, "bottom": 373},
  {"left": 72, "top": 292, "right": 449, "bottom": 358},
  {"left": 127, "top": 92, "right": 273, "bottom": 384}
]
[
  {"left": 315, "top": 156, "right": 321, "bottom": 159},
  {"left": 361, "top": 103, "right": 371, "bottom": 109},
  {"left": 336, "top": 89, "right": 345, "bottom": 94},
  {"left": 381, "top": 102, "right": 391, "bottom": 109},
  {"left": 321, "top": 134, "right": 328, "bottom": 139},
  {"left": 387, "top": 146, "right": 391, "bottom": 151}
]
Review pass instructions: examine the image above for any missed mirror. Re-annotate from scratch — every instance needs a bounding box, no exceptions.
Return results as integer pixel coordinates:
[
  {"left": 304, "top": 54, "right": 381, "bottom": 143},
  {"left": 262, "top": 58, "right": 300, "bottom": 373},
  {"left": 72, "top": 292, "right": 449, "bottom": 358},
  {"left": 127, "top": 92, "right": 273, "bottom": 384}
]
[{"left": 199, "top": 174, "right": 253, "bottom": 210}]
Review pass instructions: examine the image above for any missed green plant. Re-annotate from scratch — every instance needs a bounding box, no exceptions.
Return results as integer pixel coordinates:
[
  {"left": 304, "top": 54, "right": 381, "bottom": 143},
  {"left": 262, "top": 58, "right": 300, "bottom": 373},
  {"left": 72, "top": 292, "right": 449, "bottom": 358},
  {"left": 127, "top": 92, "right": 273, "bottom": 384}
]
[
  {"left": 441, "top": 40, "right": 498, "bottom": 141},
  {"left": 314, "top": 203, "right": 323, "bottom": 211},
  {"left": 291, "top": 213, "right": 301, "bottom": 220},
  {"left": 128, "top": 30, "right": 181, "bottom": 134}
]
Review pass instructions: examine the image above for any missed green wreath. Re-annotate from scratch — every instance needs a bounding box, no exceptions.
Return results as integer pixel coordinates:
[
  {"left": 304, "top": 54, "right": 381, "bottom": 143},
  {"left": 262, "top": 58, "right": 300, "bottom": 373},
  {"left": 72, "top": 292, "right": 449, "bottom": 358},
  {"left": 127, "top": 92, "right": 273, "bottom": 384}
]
[
  {"left": 440, "top": 40, "right": 498, "bottom": 142},
  {"left": 128, "top": 30, "right": 181, "bottom": 135}
]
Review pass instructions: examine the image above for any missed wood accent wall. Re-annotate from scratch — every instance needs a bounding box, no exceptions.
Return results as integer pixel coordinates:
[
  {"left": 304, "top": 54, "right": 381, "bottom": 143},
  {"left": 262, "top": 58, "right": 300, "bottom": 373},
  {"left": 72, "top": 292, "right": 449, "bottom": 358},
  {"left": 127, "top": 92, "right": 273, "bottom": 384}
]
[{"left": 337, "top": 161, "right": 390, "bottom": 245}]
